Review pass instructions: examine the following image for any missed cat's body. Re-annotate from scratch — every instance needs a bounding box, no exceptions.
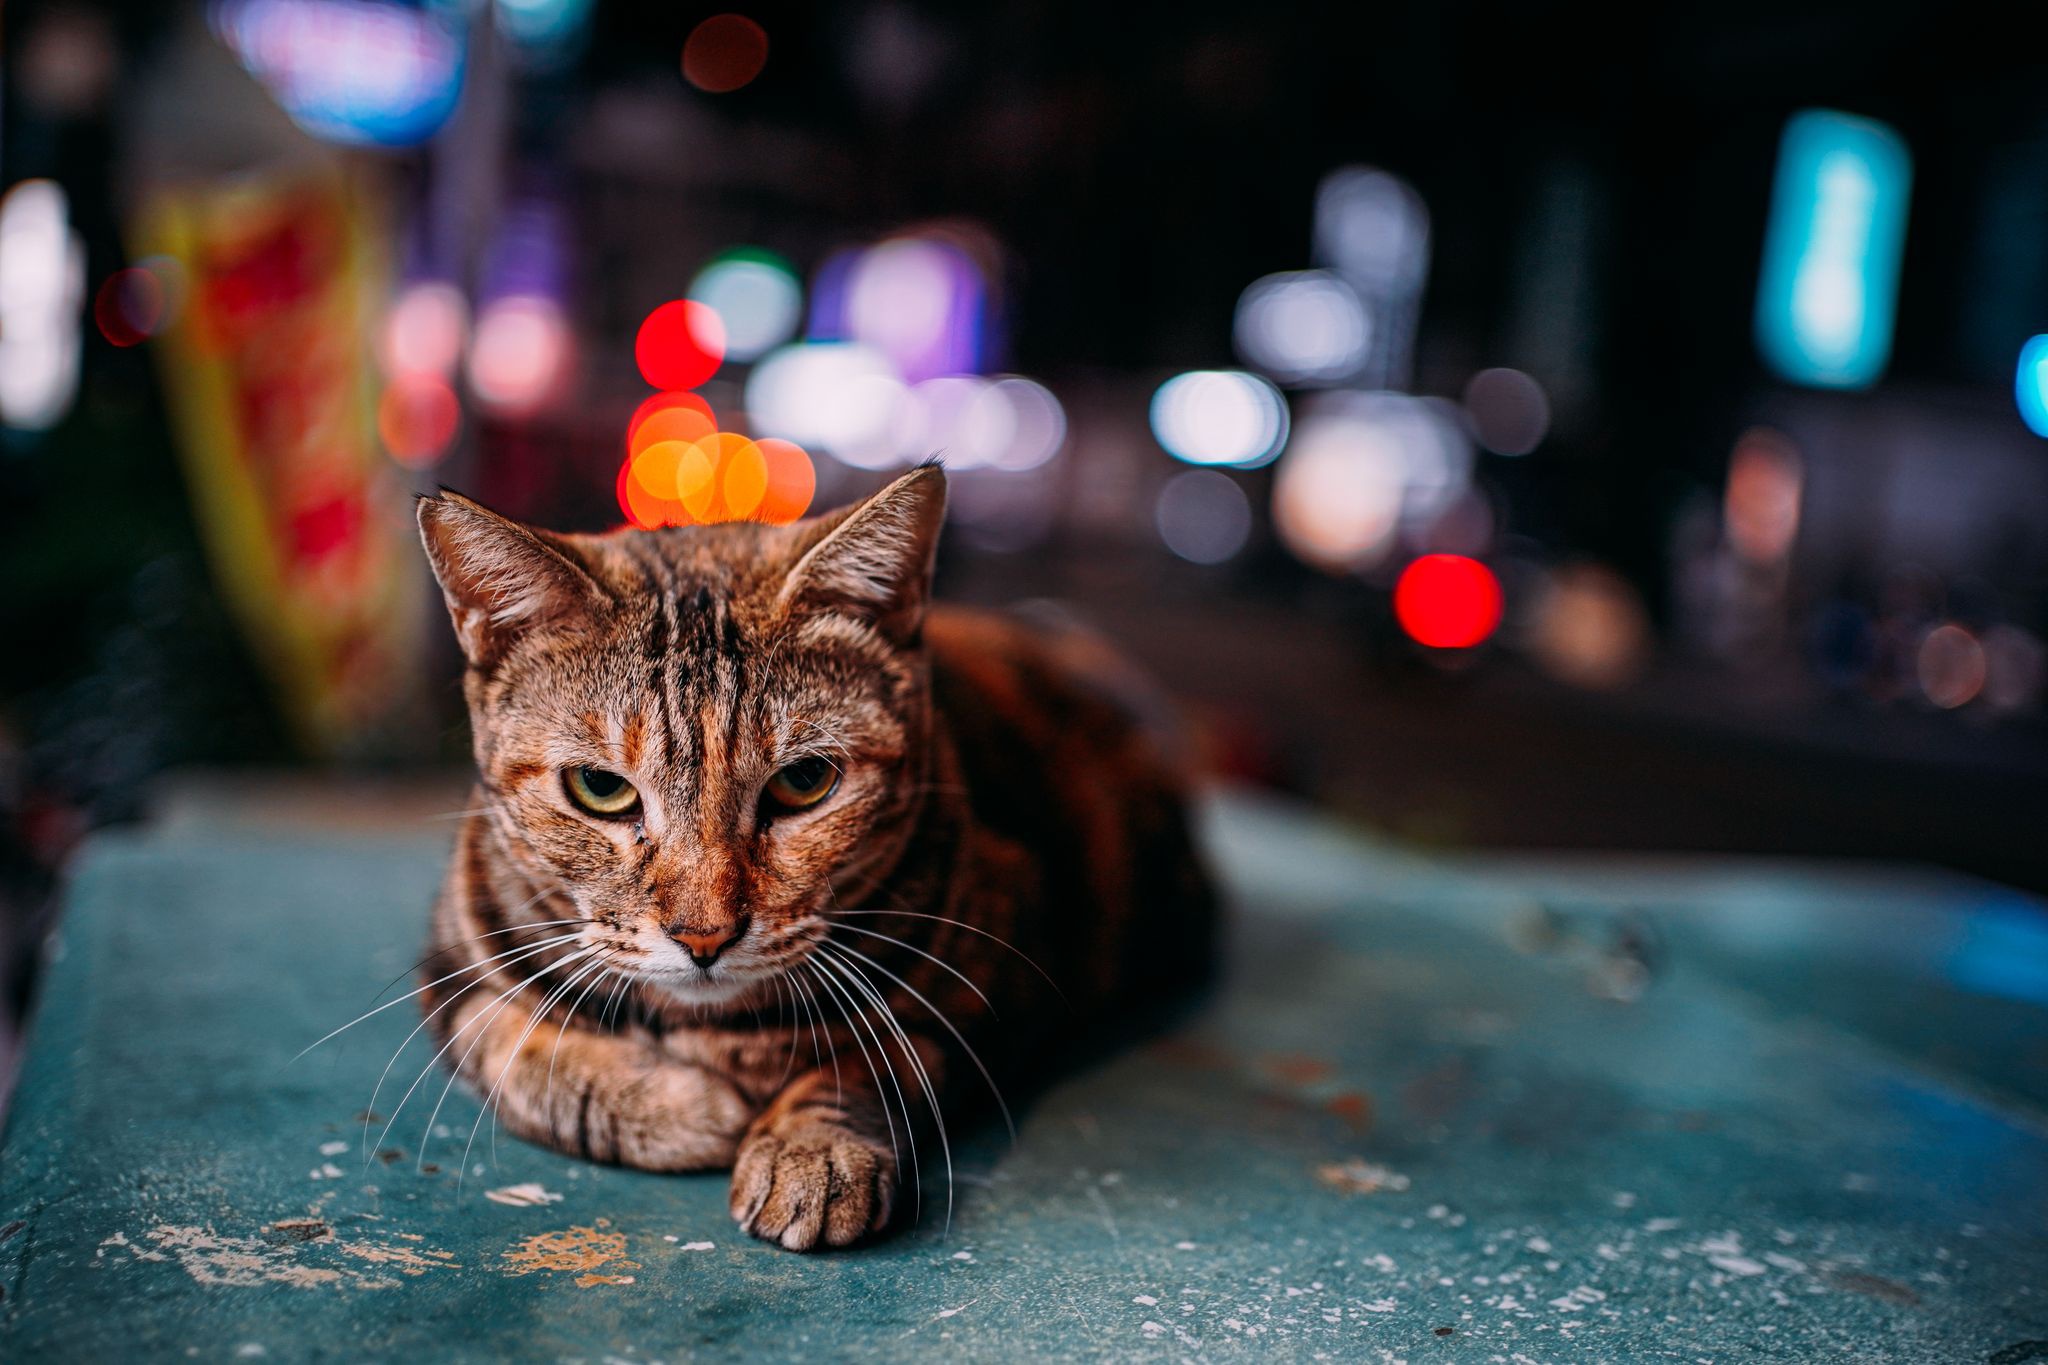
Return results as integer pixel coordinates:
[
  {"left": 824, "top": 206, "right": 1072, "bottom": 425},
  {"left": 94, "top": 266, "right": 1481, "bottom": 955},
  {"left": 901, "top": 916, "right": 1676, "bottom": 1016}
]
[{"left": 415, "top": 467, "right": 1215, "bottom": 1250}]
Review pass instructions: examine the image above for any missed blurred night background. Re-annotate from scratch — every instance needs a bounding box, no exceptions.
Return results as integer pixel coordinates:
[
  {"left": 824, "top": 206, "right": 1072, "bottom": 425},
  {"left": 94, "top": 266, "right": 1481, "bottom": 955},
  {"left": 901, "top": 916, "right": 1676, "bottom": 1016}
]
[{"left": 2, "top": 1, "right": 2046, "bottom": 1094}]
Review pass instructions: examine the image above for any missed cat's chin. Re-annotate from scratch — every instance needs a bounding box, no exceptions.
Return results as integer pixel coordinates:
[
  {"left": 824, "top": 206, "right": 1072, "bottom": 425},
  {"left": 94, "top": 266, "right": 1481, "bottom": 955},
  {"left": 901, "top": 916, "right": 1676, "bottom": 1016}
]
[{"left": 639, "top": 966, "right": 772, "bottom": 1009}]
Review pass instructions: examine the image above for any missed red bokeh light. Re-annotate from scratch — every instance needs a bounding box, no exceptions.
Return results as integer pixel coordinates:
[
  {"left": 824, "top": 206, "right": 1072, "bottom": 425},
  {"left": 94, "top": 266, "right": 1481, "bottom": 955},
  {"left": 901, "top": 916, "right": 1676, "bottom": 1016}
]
[
  {"left": 1393, "top": 554, "right": 1503, "bottom": 650},
  {"left": 635, "top": 300, "right": 725, "bottom": 391},
  {"left": 682, "top": 14, "right": 769, "bottom": 94},
  {"left": 94, "top": 268, "right": 166, "bottom": 347}
]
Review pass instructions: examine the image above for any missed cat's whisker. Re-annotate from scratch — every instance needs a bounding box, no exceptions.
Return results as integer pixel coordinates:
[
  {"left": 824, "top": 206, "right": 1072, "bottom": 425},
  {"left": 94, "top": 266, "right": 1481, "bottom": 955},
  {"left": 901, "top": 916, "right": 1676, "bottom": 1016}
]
[
  {"left": 392, "top": 946, "right": 597, "bottom": 1173},
  {"left": 832, "top": 908, "right": 1065, "bottom": 999},
  {"left": 825, "top": 938, "right": 1016, "bottom": 1143},
  {"left": 824, "top": 922, "right": 997, "bottom": 1017},
  {"left": 365, "top": 918, "right": 595, "bottom": 1011},
  {"left": 814, "top": 944, "right": 953, "bottom": 1236},
  {"left": 461, "top": 951, "right": 614, "bottom": 1191},
  {"left": 790, "top": 965, "right": 840, "bottom": 1106},
  {"left": 296, "top": 932, "right": 586, "bottom": 1063},
  {"left": 356, "top": 934, "right": 589, "bottom": 1161},
  {"left": 545, "top": 956, "right": 623, "bottom": 1123},
  {"left": 770, "top": 976, "right": 802, "bottom": 1092},
  {"left": 599, "top": 970, "right": 633, "bottom": 1033},
  {"left": 803, "top": 953, "right": 914, "bottom": 1220}
]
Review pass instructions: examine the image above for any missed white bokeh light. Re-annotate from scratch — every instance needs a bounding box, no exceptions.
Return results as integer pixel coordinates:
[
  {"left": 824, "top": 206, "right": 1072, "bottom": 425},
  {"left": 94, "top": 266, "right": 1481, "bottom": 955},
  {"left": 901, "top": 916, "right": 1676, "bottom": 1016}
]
[
  {"left": 1233, "top": 270, "right": 1371, "bottom": 385},
  {"left": 1272, "top": 393, "right": 1473, "bottom": 573},
  {"left": 746, "top": 341, "right": 908, "bottom": 470},
  {"left": 1149, "top": 370, "right": 1289, "bottom": 468},
  {"left": 688, "top": 253, "right": 803, "bottom": 363}
]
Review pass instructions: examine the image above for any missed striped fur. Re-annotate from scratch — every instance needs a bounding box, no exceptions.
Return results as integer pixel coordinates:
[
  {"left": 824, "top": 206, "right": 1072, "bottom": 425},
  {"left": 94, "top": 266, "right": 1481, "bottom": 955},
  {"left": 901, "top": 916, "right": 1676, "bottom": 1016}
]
[{"left": 414, "top": 466, "right": 1216, "bottom": 1250}]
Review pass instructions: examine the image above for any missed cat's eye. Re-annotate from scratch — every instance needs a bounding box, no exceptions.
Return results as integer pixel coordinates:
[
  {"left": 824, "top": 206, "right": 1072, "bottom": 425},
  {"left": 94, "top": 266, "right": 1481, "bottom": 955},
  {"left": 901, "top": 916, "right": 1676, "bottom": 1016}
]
[
  {"left": 565, "top": 766, "right": 640, "bottom": 817},
  {"left": 764, "top": 756, "right": 839, "bottom": 812}
]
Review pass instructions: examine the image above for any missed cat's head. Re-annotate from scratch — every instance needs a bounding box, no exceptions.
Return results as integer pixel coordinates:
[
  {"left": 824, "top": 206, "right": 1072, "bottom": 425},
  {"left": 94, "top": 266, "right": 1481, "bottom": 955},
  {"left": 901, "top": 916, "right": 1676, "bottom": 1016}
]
[{"left": 417, "top": 465, "right": 947, "bottom": 1006}]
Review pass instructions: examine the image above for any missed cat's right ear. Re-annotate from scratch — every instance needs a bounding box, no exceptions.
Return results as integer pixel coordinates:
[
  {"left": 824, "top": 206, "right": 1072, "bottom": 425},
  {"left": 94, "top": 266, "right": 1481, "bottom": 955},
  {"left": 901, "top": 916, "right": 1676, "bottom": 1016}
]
[{"left": 416, "top": 491, "right": 606, "bottom": 666}]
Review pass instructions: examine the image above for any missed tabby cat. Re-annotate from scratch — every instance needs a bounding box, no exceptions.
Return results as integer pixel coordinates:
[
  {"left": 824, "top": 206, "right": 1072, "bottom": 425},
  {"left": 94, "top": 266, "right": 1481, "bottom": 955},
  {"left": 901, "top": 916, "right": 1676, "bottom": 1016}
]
[{"left": 412, "top": 465, "right": 1216, "bottom": 1250}]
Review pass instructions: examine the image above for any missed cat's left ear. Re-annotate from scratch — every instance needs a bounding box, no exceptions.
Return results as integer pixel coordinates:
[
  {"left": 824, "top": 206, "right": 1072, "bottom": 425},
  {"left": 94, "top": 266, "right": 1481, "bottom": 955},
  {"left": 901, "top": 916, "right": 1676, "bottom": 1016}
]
[
  {"left": 417, "top": 491, "right": 607, "bottom": 666},
  {"left": 777, "top": 464, "right": 947, "bottom": 645}
]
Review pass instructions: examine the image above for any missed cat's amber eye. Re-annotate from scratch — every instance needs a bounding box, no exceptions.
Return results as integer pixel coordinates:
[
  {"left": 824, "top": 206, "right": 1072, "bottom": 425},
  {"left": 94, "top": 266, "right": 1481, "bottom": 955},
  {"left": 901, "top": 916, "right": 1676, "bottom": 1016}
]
[
  {"left": 764, "top": 755, "right": 839, "bottom": 812},
  {"left": 565, "top": 766, "right": 640, "bottom": 817}
]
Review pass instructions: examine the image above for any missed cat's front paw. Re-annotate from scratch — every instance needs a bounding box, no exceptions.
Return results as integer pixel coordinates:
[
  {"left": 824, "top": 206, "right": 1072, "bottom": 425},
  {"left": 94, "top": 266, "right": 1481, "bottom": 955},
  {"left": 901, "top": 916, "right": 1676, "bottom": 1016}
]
[{"left": 729, "top": 1122, "right": 896, "bottom": 1250}]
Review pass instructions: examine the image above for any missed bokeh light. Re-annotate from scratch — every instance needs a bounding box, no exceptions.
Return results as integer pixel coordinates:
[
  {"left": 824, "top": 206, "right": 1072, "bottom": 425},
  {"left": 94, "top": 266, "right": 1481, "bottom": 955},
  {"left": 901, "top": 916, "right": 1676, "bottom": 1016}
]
[
  {"left": 468, "top": 294, "right": 570, "bottom": 413},
  {"left": 985, "top": 377, "right": 1068, "bottom": 471},
  {"left": 381, "top": 280, "right": 468, "bottom": 378},
  {"left": 746, "top": 341, "right": 907, "bottom": 468},
  {"left": 1233, "top": 270, "right": 1370, "bottom": 385},
  {"left": 212, "top": 0, "right": 466, "bottom": 148},
  {"left": 1724, "top": 427, "right": 1804, "bottom": 564},
  {"left": 839, "top": 235, "right": 986, "bottom": 384},
  {"left": 753, "top": 438, "right": 817, "bottom": 523},
  {"left": 615, "top": 429, "right": 813, "bottom": 530},
  {"left": 1150, "top": 370, "right": 1289, "bottom": 468},
  {"left": 0, "top": 178, "right": 86, "bottom": 431},
  {"left": 1983, "top": 625, "right": 2045, "bottom": 714},
  {"left": 1314, "top": 166, "right": 1430, "bottom": 294},
  {"left": 93, "top": 267, "right": 167, "bottom": 347},
  {"left": 682, "top": 14, "right": 769, "bottom": 94},
  {"left": 635, "top": 299, "right": 726, "bottom": 391},
  {"left": 1918, "top": 624, "right": 1987, "bottom": 709},
  {"left": 377, "top": 373, "right": 460, "bottom": 467},
  {"left": 2016, "top": 334, "right": 2048, "bottom": 439},
  {"left": 1526, "top": 563, "right": 1650, "bottom": 689},
  {"left": 1271, "top": 393, "right": 1472, "bottom": 572},
  {"left": 1394, "top": 554, "right": 1503, "bottom": 650},
  {"left": 1755, "top": 109, "right": 1912, "bottom": 390},
  {"left": 1462, "top": 367, "right": 1550, "bottom": 456},
  {"left": 688, "top": 249, "right": 803, "bottom": 362},
  {"left": 1155, "top": 470, "right": 1253, "bottom": 565},
  {"left": 496, "top": 0, "right": 594, "bottom": 53},
  {"left": 626, "top": 390, "right": 717, "bottom": 456}
]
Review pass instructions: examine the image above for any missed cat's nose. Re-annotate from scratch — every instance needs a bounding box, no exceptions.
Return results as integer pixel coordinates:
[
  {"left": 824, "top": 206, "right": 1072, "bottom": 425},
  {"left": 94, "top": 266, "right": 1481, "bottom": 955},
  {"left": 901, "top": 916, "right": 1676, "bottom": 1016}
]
[{"left": 672, "top": 922, "right": 743, "bottom": 968}]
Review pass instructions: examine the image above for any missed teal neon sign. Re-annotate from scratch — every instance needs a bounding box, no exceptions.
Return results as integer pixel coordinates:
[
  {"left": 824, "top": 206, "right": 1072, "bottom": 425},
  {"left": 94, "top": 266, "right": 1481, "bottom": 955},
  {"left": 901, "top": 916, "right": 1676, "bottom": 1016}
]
[{"left": 1755, "top": 110, "right": 1912, "bottom": 390}]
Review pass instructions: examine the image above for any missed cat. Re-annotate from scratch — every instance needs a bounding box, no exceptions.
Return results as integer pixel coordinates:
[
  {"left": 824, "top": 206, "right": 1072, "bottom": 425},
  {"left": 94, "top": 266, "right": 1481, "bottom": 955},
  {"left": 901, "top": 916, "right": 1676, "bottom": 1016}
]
[{"left": 412, "top": 464, "right": 1217, "bottom": 1250}]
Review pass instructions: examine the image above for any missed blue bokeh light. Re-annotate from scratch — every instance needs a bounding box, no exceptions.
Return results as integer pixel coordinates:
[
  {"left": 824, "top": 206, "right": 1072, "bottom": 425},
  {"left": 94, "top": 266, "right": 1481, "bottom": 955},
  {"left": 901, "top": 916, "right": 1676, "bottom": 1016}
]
[
  {"left": 2016, "top": 334, "right": 2048, "bottom": 439},
  {"left": 1754, "top": 110, "right": 1913, "bottom": 390}
]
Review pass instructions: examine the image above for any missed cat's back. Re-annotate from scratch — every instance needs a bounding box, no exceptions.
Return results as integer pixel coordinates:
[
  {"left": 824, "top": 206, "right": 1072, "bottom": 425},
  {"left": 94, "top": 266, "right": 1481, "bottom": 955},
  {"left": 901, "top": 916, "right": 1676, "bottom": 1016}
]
[{"left": 925, "top": 605, "right": 1217, "bottom": 1006}]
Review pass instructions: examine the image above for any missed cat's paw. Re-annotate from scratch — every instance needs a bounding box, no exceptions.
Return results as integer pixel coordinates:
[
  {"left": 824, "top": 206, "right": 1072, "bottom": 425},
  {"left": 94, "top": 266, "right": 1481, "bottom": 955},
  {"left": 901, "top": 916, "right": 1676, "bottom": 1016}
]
[
  {"left": 594, "top": 1064, "right": 751, "bottom": 1171},
  {"left": 729, "top": 1123, "right": 896, "bottom": 1250}
]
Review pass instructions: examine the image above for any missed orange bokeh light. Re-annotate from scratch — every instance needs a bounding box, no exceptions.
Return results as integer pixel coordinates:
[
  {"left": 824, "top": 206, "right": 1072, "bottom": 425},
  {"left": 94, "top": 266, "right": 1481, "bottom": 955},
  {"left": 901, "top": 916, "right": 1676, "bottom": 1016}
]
[
  {"left": 614, "top": 429, "right": 815, "bottom": 530},
  {"left": 378, "top": 373, "right": 461, "bottom": 466},
  {"left": 635, "top": 300, "right": 725, "bottom": 391},
  {"left": 628, "top": 395, "right": 718, "bottom": 457},
  {"left": 755, "top": 437, "right": 815, "bottom": 522},
  {"left": 682, "top": 14, "right": 769, "bottom": 94}
]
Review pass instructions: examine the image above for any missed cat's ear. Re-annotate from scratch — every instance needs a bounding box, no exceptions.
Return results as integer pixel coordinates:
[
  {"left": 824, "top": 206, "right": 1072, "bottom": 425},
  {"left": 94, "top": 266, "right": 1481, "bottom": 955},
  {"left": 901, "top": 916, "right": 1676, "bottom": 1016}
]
[
  {"left": 416, "top": 491, "right": 606, "bottom": 666},
  {"left": 776, "top": 464, "right": 947, "bottom": 644}
]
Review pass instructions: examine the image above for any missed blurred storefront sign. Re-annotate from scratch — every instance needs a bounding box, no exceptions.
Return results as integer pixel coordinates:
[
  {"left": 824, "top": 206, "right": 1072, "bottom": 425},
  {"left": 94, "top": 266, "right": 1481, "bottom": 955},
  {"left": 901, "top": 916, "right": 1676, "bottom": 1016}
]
[{"left": 137, "top": 168, "right": 422, "bottom": 753}]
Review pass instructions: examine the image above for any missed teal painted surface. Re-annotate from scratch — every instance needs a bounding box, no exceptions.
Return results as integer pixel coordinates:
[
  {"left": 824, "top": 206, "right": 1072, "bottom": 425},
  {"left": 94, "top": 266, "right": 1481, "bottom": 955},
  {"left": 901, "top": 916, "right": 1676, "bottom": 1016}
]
[{"left": 2, "top": 792, "right": 2045, "bottom": 1362}]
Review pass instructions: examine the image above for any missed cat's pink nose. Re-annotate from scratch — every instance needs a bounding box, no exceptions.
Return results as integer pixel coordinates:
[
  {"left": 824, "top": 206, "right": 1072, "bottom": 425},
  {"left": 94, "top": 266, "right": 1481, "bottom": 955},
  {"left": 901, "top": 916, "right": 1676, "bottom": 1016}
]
[{"left": 673, "top": 924, "right": 741, "bottom": 968}]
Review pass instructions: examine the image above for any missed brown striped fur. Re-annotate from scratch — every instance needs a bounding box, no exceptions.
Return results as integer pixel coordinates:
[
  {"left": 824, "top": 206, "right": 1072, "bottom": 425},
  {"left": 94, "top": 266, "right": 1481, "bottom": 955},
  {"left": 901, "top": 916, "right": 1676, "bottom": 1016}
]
[{"left": 414, "top": 466, "right": 1216, "bottom": 1250}]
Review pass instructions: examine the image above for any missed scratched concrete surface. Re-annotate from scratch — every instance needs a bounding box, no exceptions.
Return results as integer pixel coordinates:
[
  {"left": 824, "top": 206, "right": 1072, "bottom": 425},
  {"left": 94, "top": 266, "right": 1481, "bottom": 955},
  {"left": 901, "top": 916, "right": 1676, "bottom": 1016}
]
[{"left": 3, "top": 789, "right": 2046, "bottom": 1362}]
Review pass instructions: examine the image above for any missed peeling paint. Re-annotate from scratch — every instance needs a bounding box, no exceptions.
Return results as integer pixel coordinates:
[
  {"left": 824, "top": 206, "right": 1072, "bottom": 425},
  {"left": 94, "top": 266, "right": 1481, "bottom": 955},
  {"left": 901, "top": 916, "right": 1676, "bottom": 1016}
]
[{"left": 501, "top": 1220, "right": 640, "bottom": 1281}]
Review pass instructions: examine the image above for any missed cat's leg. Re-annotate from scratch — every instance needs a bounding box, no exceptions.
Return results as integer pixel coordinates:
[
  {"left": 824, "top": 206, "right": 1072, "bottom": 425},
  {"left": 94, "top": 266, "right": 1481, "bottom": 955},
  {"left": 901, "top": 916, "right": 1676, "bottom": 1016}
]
[
  {"left": 729, "top": 1048, "right": 939, "bottom": 1250},
  {"left": 449, "top": 985, "right": 753, "bottom": 1172}
]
